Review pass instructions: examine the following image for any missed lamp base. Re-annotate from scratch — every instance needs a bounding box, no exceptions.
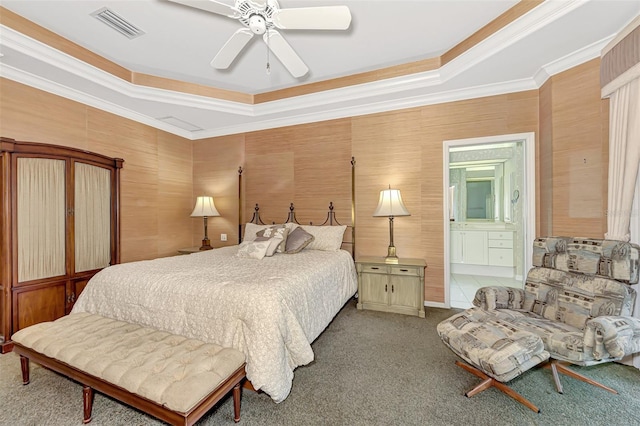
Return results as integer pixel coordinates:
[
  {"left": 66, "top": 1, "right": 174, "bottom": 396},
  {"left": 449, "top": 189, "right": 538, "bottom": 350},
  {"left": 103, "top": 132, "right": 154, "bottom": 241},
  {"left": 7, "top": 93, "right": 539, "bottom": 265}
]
[
  {"left": 384, "top": 245, "right": 399, "bottom": 264},
  {"left": 199, "top": 238, "right": 213, "bottom": 251}
]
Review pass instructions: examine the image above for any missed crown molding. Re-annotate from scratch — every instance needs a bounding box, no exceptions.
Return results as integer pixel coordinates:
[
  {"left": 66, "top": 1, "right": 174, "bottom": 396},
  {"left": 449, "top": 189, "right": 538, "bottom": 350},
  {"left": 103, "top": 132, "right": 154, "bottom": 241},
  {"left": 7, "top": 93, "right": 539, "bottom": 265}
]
[
  {"left": 0, "top": 62, "right": 193, "bottom": 139},
  {"left": 194, "top": 78, "right": 539, "bottom": 139},
  {"left": 0, "top": 0, "right": 614, "bottom": 139}
]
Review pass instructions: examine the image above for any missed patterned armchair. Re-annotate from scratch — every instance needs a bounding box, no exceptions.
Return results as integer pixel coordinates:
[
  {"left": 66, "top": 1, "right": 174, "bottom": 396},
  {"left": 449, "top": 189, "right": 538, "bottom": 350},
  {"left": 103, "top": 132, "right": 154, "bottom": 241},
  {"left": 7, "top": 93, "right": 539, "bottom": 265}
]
[
  {"left": 438, "top": 237, "right": 640, "bottom": 411},
  {"left": 472, "top": 237, "right": 640, "bottom": 393}
]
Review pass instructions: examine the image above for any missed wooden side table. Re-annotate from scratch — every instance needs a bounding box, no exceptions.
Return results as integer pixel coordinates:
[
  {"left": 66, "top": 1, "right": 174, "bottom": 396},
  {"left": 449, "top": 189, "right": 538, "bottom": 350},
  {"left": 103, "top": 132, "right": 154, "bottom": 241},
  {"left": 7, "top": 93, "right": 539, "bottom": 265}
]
[{"left": 356, "top": 257, "right": 426, "bottom": 318}]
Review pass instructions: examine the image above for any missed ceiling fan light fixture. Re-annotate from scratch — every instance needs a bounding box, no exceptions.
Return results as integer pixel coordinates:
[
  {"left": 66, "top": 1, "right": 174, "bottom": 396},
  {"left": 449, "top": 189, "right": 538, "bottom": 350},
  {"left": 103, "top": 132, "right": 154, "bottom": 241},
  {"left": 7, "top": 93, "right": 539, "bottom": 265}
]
[{"left": 249, "top": 14, "right": 267, "bottom": 35}]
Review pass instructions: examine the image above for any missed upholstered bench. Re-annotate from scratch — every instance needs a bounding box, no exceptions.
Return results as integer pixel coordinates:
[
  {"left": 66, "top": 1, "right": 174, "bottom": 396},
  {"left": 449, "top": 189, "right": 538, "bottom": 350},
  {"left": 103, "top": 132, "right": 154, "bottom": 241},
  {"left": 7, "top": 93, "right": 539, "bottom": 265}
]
[
  {"left": 11, "top": 313, "right": 246, "bottom": 425},
  {"left": 437, "top": 308, "right": 550, "bottom": 413}
]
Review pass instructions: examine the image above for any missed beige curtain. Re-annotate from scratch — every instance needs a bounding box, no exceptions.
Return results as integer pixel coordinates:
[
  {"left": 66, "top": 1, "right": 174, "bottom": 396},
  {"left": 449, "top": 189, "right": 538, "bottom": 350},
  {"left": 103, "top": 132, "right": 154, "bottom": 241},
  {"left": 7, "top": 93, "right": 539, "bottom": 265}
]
[
  {"left": 604, "top": 78, "right": 640, "bottom": 241},
  {"left": 601, "top": 15, "right": 640, "bottom": 369},
  {"left": 75, "top": 162, "right": 111, "bottom": 272},
  {"left": 17, "top": 158, "right": 66, "bottom": 282}
]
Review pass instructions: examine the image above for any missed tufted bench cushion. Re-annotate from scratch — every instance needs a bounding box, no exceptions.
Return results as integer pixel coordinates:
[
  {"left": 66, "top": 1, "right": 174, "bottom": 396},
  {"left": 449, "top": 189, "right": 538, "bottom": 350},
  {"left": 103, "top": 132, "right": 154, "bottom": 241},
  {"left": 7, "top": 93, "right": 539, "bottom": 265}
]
[{"left": 12, "top": 313, "right": 246, "bottom": 425}]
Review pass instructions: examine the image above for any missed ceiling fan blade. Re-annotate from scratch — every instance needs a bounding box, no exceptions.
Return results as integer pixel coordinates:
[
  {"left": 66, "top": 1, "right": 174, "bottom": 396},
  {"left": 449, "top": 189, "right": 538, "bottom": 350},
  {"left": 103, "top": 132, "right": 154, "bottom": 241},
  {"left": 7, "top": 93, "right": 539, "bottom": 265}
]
[
  {"left": 263, "top": 30, "right": 309, "bottom": 78},
  {"left": 272, "top": 6, "right": 352, "bottom": 30},
  {"left": 166, "top": 0, "right": 240, "bottom": 18},
  {"left": 211, "top": 28, "right": 254, "bottom": 69}
]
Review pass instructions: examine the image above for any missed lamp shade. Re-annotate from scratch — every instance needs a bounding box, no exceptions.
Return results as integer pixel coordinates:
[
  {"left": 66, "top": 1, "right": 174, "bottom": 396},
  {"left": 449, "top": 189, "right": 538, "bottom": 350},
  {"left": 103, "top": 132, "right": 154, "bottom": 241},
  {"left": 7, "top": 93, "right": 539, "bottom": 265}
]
[
  {"left": 190, "top": 196, "right": 220, "bottom": 217},
  {"left": 373, "top": 188, "right": 410, "bottom": 217}
]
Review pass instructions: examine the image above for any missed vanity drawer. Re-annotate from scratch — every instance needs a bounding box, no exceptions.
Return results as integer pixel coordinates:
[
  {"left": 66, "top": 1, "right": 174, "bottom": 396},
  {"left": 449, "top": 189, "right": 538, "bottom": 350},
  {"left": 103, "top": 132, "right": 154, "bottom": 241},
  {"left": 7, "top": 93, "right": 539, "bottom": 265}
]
[
  {"left": 488, "top": 231, "right": 513, "bottom": 241},
  {"left": 489, "top": 248, "right": 514, "bottom": 267},
  {"left": 488, "top": 239, "right": 513, "bottom": 249}
]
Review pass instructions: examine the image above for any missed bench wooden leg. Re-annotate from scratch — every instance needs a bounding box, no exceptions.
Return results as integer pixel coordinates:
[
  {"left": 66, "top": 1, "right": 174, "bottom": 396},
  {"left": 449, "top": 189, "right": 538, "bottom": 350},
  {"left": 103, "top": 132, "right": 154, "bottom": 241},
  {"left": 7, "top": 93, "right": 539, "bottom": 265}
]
[
  {"left": 20, "top": 356, "right": 30, "bottom": 385},
  {"left": 83, "top": 386, "right": 94, "bottom": 424},
  {"left": 233, "top": 382, "right": 241, "bottom": 423}
]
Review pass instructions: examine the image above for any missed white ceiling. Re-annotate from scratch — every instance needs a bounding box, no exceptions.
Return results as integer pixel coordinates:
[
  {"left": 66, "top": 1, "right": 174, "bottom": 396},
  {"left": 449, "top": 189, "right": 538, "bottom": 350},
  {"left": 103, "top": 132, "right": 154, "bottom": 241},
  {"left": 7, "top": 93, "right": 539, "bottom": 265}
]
[{"left": 1, "top": 0, "right": 639, "bottom": 139}]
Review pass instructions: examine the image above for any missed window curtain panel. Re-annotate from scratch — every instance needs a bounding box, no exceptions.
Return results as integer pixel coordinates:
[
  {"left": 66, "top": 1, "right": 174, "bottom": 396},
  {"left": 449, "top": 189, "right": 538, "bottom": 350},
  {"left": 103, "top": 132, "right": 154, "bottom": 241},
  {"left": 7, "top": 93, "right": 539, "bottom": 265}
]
[
  {"left": 601, "top": 14, "right": 640, "bottom": 369},
  {"left": 75, "top": 162, "right": 111, "bottom": 273},
  {"left": 17, "top": 158, "right": 66, "bottom": 282},
  {"left": 604, "top": 78, "right": 640, "bottom": 242},
  {"left": 601, "top": 15, "right": 640, "bottom": 242}
]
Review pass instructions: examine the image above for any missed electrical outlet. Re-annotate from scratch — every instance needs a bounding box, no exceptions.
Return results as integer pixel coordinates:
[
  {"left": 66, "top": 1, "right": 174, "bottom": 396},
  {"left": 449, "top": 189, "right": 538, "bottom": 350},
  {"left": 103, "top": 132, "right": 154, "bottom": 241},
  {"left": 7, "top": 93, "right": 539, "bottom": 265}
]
[{"left": 221, "top": 233, "right": 227, "bottom": 242}]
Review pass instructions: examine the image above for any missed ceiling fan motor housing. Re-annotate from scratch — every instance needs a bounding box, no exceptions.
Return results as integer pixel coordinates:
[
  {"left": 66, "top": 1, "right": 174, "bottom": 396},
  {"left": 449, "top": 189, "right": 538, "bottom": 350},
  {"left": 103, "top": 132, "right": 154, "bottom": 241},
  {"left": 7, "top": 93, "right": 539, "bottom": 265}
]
[
  {"left": 238, "top": 0, "right": 277, "bottom": 34},
  {"left": 248, "top": 14, "right": 267, "bottom": 34}
]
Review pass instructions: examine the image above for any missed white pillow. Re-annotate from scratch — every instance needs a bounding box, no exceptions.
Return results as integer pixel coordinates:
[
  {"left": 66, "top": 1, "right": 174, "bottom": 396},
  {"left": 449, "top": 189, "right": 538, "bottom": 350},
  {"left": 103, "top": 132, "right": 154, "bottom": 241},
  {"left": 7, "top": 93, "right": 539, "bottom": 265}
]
[
  {"left": 300, "top": 225, "right": 347, "bottom": 251},
  {"left": 236, "top": 240, "right": 269, "bottom": 259}
]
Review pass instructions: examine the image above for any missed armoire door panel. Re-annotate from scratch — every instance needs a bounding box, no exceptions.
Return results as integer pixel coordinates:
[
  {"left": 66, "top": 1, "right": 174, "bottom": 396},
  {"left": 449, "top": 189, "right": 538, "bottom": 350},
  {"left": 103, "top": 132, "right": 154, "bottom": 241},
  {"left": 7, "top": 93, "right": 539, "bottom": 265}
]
[
  {"left": 17, "top": 157, "right": 66, "bottom": 282},
  {"left": 16, "top": 283, "right": 66, "bottom": 330},
  {"left": 74, "top": 162, "right": 112, "bottom": 273}
]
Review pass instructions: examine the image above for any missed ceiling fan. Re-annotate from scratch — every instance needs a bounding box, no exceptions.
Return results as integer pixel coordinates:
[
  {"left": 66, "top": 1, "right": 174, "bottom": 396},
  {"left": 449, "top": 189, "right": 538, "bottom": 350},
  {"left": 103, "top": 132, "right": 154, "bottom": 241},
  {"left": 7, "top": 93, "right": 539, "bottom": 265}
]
[{"left": 167, "top": 0, "right": 352, "bottom": 78}]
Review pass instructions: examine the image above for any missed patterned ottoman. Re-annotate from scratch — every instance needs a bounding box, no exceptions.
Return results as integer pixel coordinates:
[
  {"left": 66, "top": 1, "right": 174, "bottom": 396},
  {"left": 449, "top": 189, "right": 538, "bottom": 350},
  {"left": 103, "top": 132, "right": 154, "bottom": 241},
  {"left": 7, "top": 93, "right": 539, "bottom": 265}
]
[{"left": 437, "top": 307, "right": 550, "bottom": 412}]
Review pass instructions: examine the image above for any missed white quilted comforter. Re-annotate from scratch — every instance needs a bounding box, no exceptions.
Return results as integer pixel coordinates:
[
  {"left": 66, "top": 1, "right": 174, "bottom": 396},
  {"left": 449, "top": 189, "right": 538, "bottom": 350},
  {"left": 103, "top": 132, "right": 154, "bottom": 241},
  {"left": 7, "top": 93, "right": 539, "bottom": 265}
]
[{"left": 71, "top": 246, "right": 358, "bottom": 403}]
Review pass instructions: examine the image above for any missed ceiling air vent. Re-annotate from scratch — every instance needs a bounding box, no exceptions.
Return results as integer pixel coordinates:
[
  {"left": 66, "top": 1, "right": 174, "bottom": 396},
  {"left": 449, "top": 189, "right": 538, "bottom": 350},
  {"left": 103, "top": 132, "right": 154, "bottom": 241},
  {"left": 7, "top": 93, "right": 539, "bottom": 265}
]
[{"left": 91, "top": 7, "right": 145, "bottom": 39}]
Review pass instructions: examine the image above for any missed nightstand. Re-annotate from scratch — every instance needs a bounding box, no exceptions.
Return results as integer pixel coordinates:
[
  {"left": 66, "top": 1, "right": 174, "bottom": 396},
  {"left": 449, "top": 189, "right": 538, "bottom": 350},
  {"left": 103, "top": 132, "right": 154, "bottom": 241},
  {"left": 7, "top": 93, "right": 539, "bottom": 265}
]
[
  {"left": 177, "top": 246, "right": 210, "bottom": 255},
  {"left": 356, "top": 257, "right": 426, "bottom": 318}
]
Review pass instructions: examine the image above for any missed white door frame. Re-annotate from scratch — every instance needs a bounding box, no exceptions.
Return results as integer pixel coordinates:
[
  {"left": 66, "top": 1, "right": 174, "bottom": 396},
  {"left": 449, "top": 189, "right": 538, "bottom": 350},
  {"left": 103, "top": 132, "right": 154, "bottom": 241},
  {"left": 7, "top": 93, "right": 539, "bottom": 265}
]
[{"left": 434, "top": 132, "right": 536, "bottom": 309}]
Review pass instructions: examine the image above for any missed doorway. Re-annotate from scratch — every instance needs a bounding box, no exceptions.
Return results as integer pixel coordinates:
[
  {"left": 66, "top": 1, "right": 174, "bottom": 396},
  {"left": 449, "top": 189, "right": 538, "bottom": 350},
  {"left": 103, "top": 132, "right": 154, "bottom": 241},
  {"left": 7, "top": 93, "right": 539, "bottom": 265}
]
[{"left": 442, "top": 133, "right": 536, "bottom": 309}]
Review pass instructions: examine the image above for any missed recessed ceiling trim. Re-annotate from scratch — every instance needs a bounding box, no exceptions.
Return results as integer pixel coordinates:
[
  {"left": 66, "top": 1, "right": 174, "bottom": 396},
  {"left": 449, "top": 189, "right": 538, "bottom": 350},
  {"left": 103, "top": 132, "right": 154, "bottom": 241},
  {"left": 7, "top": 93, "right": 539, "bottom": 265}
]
[
  {"left": 439, "top": 0, "right": 585, "bottom": 81},
  {"left": 0, "top": 24, "right": 254, "bottom": 116},
  {"left": 195, "top": 78, "right": 540, "bottom": 139},
  {"left": 90, "top": 7, "right": 145, "bottom": 39},
  {"left": 0, "top": 62, "right": 192, "bottom": 139}
]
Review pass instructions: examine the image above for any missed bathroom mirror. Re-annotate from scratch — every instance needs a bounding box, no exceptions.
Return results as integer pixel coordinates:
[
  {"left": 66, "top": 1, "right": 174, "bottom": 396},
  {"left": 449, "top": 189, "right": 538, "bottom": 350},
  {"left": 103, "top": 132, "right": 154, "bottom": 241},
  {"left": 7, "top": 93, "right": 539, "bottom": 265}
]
[
  {"left": 449, "top": 162, "right": 506, "bottom": 222},
  {"left": 448, "top": 142, "right": 522, "bottom": 224}
]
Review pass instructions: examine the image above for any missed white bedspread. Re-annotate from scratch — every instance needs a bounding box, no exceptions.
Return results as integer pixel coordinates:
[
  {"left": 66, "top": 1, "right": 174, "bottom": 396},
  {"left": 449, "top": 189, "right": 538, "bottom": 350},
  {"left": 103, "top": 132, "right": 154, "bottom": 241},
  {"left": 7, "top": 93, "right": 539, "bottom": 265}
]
[{"left": 71, "top": 246, "right": 358, "bottom": 402}]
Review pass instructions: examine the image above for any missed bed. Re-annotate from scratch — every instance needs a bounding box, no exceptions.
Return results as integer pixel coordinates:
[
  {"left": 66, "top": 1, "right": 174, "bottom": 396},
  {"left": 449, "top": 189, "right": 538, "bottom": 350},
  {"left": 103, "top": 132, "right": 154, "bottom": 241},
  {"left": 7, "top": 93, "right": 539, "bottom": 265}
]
[{"left": 71, "top": 218, "right": 357, "bottom": 403}]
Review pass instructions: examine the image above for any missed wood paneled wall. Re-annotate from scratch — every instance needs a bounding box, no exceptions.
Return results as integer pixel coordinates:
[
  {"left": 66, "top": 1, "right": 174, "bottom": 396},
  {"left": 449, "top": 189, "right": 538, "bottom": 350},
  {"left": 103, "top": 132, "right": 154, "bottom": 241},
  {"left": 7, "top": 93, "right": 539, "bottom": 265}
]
[
  {"left": 193, "top": 60, "right": 608, "bottom": 304},
  {"left": 537, "top": 59, "right": 609, "bottom": 239},
  {"left": 195, "top": 93, "right": 540, "bottom": 303},
  {"left": 2, "top": 58, "right": 610, "bottom": 304},
  {"left": 0, "top": 78, "right": 194, "bottom": 262},
  {"left": 192, "top": 134, "right": 245, "bottom": 247}
]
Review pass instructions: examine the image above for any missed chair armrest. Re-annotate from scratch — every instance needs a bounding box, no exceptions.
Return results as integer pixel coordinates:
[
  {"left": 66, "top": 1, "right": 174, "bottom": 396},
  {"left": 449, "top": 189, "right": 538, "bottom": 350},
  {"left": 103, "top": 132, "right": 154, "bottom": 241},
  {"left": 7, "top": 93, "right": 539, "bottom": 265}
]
[
  {"left": 585, "top": 316, "right": 640, "bottom": 360},
  {"left": 472, "top": 286, "right": 525, "bottom": 310}
]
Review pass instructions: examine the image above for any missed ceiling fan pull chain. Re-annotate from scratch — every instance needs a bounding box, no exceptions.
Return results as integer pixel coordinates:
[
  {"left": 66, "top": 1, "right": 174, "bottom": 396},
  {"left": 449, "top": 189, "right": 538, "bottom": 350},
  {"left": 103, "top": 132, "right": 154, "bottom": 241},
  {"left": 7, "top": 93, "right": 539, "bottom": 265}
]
[{"left": 266, "top": 30, "right": 271, "bottom": 75}]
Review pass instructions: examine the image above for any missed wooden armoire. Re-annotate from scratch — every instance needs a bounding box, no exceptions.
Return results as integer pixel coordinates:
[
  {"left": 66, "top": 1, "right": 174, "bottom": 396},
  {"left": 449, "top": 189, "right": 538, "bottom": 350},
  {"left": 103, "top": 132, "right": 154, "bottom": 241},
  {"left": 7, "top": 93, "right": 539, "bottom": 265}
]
[{"left": 0, "top": 138, "right": 123, "bottom": 353}]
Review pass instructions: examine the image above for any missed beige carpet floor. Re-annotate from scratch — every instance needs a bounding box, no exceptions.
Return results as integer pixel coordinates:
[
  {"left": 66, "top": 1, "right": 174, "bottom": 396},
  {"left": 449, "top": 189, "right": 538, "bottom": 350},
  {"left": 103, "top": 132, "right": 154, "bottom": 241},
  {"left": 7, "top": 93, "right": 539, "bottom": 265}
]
[{"left": 1, "top": 301, "right": 640, "bottom": 426}]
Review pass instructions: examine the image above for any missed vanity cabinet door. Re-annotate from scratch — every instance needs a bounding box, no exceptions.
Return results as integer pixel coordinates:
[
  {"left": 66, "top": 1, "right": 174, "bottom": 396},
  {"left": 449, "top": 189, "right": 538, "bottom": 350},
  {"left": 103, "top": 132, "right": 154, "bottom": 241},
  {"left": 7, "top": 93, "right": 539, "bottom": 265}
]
[{"left": 462, "top": 231, "right": 488, "bottom": 265}]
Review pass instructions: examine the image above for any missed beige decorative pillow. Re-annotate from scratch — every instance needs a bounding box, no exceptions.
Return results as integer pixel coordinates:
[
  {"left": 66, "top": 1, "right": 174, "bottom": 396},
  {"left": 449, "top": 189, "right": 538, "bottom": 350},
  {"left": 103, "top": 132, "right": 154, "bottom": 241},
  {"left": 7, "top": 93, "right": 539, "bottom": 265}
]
[
  {"left": 236, "top": 240, "right": 269, "bottom": 259},
  {"left": 256, "top": 225, "right": 289, "bottom": 253},
  {"left": 243, "top": 223, "right": 271, "bottom": 242},
  {"left": 284, "top": 227, "right": 314, "bottom": 254},
  {"left": 300, "top": 225, "right": 346, "bottom": 251}
]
